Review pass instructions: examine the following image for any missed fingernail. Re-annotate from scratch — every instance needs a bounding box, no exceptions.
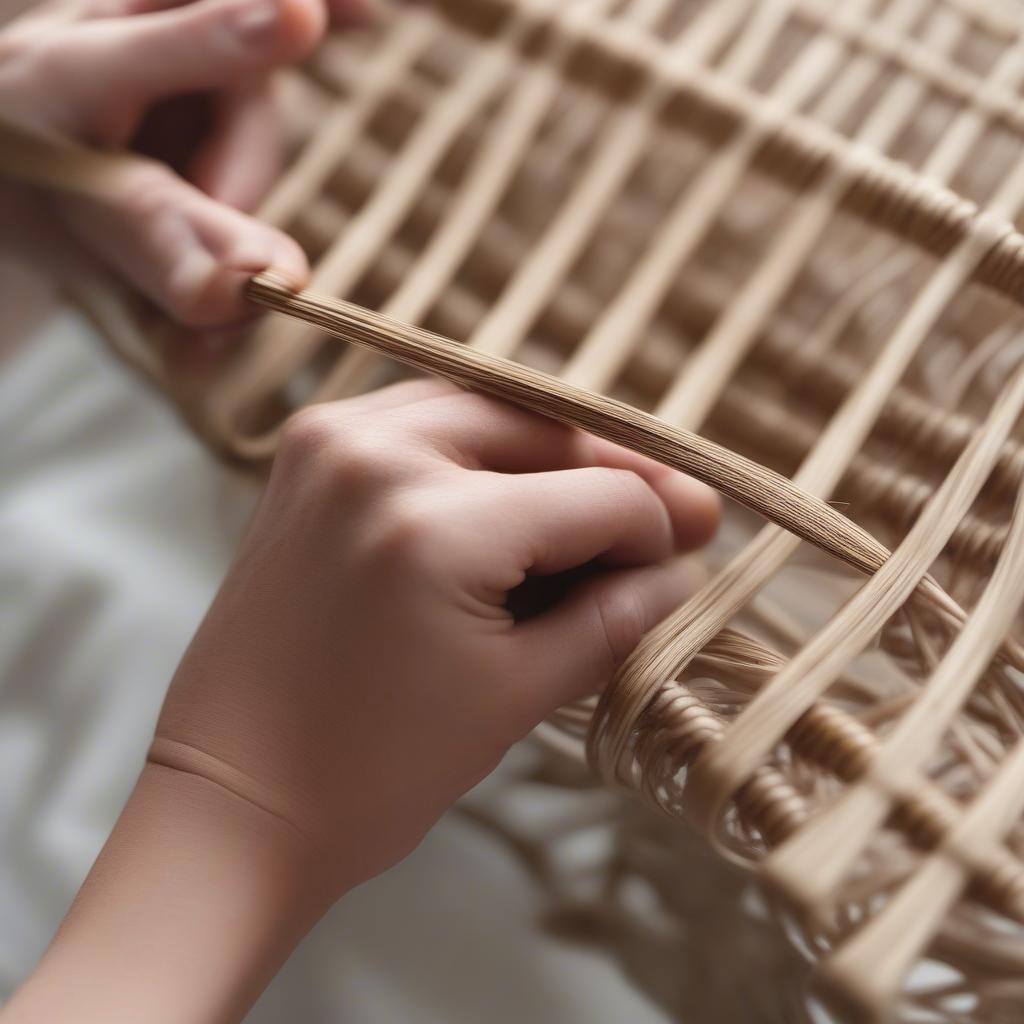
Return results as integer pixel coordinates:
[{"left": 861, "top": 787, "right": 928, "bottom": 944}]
[{"left": 269, "top": 236, "right": 310, "bottom": 286}]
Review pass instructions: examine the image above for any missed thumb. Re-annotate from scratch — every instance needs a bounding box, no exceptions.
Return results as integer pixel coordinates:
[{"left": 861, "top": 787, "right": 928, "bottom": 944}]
[
  {"left": 510, "top": 557, "right": 697, "bottom": 716},
  {"left": 64, "top": 0, "right": 326, "bottom": 136},
  {"left": 57, "top": 158, "right": 308, "bottom": 326}
]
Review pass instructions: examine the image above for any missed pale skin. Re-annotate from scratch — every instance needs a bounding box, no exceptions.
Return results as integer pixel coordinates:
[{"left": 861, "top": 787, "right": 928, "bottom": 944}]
[{"left": 0, "top": 2, "right": 722, "bottom": 1022}]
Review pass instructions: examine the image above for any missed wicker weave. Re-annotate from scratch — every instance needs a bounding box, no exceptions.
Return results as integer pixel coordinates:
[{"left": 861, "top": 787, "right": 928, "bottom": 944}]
[{"left": 31, "top": 0, "right": 1024, "bottom": 1019}]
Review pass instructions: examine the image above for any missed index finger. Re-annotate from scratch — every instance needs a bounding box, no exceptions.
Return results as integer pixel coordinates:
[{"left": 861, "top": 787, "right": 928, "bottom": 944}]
[{"left": 393, "top": 391, "right": 722, "bottom": 550}]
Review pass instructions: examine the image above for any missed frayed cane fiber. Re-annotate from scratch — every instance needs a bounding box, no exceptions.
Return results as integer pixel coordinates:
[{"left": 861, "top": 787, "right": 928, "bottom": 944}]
[{"left": 8, "top": 0, "right": 1024, "bottom": 1020}]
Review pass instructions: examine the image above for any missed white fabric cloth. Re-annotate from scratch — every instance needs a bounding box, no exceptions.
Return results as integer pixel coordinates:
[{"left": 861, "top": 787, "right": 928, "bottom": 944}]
[{"left": 0, "top": 267, "right": 666, "bottom": 1022}]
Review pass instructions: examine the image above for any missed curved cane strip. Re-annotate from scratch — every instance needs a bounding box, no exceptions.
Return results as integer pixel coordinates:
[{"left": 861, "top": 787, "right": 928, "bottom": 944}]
[
  {"left": 211, "top": 0, "right": 541, "bottom": 448},
  {"left": 310, "top": 0, "right": 680, "bottom": 398},
  {"left": 586, "top": 37, "right": 1024, "bottom": 819}
]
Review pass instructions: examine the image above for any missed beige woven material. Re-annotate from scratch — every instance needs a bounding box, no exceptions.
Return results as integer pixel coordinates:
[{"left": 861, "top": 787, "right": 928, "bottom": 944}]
[{"left": 10, "top": 0, "right": 1024, "bottom": 1019}]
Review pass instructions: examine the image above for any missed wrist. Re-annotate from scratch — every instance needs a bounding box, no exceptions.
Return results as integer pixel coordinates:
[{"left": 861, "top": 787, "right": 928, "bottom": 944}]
[{"left": 5, "top": 762, "right": 327, "bottom": 1024}]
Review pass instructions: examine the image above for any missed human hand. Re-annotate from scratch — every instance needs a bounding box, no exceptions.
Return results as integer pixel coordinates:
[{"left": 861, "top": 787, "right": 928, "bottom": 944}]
[
  {"left": 153, "top": 380, "right": 721, "bottom": 894},
  {"left": 2, "top": 382, "right": 719, "bottom": 1024},
  {"left": 0, "top": 0, "right": 372, "bottom": 327}
]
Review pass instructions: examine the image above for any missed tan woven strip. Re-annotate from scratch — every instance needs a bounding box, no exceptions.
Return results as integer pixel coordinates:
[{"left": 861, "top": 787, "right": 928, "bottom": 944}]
[
  {"left": 790, "top": 0, "right": 1024, "bottom": 138},
  {"left": 820, "top": 736, "right": 1024, "bottom": 1018},
  {"left": 660, "top": 4, "right": 961, "bottom": 427},
  {"left": 577, "top": 0, "right": 938, "bottom": 417},
  {"left": 675, "top": 212, "right": 1020, "bottom": 816},
  {"left": 245, "top": 270, "right": 895, "bottom": 576},
  {"left": 686, "top": 355, "right": 1024, "bottom": 826},
  {"left": 243, "top": 269, "right": 1005, "bottom": 758},
  {"left": 936, "top": 0, "right": 1022, "bottom": 39},
  {"left": 434, "top": 0, "right": 1024, "bottom": 302},
  {"left": 464, "top": 0, "right": 760, "bottom": 360},
  {"left": 765, "top": 478, "right": 1024, "bottom": 914},
  {"left": 587, "top": 16, "right": 1024, "bottom": 796},
  {"left": 291, "top": 191, "right": 1018, "bottom": 575},
  {"left": 296, "top": 145, "right": 1024, "bottom": 503},
  {"left": 212, "top": 1, "right": 539, "bottom": 446},
  {"left": 715, "top": 384, "right": 1011, "bottom": 569},
  {"left": 310, "top": 0, "right": 631, "bottom": 398},
  {"left": 257, "top": 10, "right": 438, "bottom": 228},
  {"left": 681, "top": 141, "right": 1024, "bottom": 827}
]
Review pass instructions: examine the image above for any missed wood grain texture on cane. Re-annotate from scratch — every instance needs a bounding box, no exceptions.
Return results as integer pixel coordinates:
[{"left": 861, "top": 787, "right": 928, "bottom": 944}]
[
  {"left": 645, "top": 162, "right": 1024, "bottom": 818},
  {"left": 685, "top": 353, "right": 1024, "bottom": 834},
  {"left": 435, "top": 0, "right": 1024, "bottom": 300},
  {"left": 315, "top": 0, "right": 636, "bottom": 397},
  {"left": 588, "top": 9, "right": 1024, "bottom": 810},
  {"left": 766, "top": 475, "right": 1024, "bottom": 933},
  {"left": 245, "top": 269, "right": 893, "bottom": 578}
]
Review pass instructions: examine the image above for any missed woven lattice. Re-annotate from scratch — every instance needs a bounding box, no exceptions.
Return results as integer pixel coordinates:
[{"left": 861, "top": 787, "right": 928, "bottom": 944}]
[{"left": 64, "top": 0, "right": 1024, "bottom": 1019}]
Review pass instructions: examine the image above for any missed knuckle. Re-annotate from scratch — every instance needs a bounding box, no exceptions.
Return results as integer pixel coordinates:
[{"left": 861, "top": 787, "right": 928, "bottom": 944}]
[
  {"left": 369, "top": 495, "right": 436, "bottom": 566},
  {"left": 279, "top": 405, "right": 387, "bottom": 487},
  {"left": 279, "top": 405, "right": 340, "bottom": 463}
]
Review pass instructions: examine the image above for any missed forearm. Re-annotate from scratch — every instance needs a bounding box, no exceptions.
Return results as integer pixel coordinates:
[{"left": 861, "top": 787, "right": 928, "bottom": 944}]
[{"left": 3, "top": 763, "right": 324, "bottom": 1024}]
